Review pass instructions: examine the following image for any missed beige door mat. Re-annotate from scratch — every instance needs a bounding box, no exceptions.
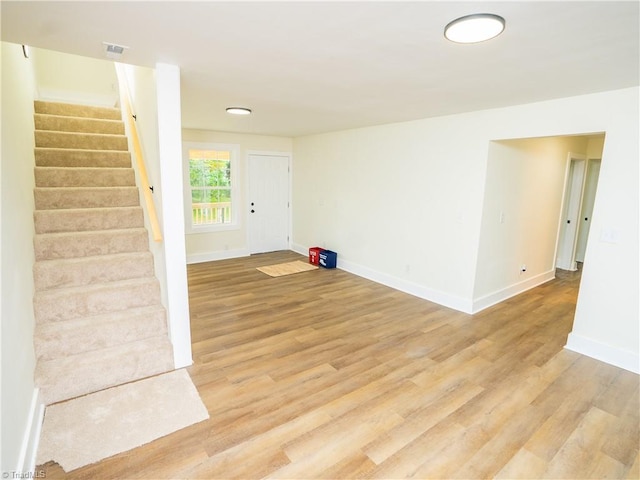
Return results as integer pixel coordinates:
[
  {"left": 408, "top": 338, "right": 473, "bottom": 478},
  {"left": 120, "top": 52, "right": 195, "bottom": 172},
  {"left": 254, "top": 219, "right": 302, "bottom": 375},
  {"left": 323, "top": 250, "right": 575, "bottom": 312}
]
[{"left": 256, "top": 260, "right": 319, "bottom": 277}]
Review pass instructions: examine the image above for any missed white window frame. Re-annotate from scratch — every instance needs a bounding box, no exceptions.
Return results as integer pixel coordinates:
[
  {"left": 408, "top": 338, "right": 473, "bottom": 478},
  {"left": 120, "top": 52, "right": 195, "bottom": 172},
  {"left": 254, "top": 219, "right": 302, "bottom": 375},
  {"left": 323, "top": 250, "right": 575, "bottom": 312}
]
[{"left": 182, "top": 141, "right": 240, "bottom": 233}]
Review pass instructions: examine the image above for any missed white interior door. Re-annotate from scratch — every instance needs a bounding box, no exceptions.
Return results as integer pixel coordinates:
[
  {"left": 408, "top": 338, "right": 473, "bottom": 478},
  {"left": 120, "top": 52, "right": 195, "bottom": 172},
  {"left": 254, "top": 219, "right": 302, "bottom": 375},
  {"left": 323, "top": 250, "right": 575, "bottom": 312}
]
[
  {"left": 575, "top": 159, "right": 601, "bottom": 262},
  {"left": 556, "top": 156, "right": 586, "bottom": 271},
  {"left": 248, "top": 153, "right": 290, "bottom": 254}
]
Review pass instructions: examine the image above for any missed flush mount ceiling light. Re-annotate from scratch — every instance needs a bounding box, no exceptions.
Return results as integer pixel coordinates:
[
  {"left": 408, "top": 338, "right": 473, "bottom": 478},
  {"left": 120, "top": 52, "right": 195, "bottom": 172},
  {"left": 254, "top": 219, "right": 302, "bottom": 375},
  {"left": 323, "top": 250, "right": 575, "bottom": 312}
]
[
  {"left": 226, "top": 107, "right": 252, "bottom": 115},
  {"left": 444, "top": 13, "right": 505, "bottom": 44}
]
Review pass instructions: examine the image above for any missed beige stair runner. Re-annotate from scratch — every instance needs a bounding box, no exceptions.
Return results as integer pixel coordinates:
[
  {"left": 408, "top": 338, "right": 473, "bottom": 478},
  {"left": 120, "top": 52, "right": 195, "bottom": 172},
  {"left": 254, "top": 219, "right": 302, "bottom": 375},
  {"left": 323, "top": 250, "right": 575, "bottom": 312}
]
[{"left": 32, "top": 101, "right": 174, "bottom": 405}]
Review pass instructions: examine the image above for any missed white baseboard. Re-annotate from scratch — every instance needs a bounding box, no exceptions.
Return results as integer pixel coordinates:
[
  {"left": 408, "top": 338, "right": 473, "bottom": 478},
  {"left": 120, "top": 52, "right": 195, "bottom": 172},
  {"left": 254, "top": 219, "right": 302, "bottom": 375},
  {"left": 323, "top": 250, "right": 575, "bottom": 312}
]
[
  {"left": 290, "top": 243, "right": 307, "bottom": 257},
  {"left": 16, "top": 388, "right": 45, "bottom": 475},
  {"left": 565, "top": 333, "right": 640, "bottom": 374},
  {"left": 338, "top": 257, "right": 473, "bottom": 313},
  {"left": 291, "top": 243, "right": 472, "bottom": 313},
  {"left": 556, "top": 257, "right": 578, "bottom": 272},
  {"left": 186, "top": 248, "right": 250, "bottom": 264},
  {"left": 471, "top": 269, "right": 556, "bottom": 314}
]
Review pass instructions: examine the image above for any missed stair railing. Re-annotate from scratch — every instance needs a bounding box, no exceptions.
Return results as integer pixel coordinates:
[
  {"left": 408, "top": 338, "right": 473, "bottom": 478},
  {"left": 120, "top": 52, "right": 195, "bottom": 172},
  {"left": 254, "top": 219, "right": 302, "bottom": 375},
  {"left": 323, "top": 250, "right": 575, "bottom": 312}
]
[{"left": 115, "top": 65, "right": 163, "bottom": 242}]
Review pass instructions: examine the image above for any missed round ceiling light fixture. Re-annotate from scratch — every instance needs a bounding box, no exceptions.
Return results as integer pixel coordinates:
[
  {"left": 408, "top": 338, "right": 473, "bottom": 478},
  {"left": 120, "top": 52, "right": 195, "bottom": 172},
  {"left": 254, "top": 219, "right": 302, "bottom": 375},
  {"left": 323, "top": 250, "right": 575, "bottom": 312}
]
[
  {"left": 226, "top": 107, "right": 252, "bottom": 115},
  {"left": 444, "top": 13, "right": 505, "bottom": 44}
]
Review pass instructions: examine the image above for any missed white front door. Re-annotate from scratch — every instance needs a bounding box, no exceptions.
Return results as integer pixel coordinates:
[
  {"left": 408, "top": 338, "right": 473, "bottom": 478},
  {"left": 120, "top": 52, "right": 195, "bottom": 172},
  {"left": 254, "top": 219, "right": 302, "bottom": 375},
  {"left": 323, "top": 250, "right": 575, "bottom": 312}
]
[{"left": 247, "top": 153, "right": 290, "bottom": 254}]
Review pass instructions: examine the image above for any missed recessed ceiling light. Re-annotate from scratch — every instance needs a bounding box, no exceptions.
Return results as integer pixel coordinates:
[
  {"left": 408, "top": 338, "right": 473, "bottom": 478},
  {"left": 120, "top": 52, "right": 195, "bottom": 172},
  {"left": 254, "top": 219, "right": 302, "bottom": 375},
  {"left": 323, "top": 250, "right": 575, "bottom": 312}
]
[
  {"left": 444, "top": 13, "right": 505, "bottom": 44},
  {"left": 226, "top": 107, "right": 252, "bottom": 115}
]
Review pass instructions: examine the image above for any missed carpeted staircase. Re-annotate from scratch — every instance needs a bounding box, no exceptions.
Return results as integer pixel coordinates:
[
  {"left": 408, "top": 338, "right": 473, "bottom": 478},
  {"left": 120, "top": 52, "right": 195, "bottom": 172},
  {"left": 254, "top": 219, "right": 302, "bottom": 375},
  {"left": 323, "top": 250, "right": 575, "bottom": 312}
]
[{"left": 32, "top": 100, "right": 174, "bottom": 406}]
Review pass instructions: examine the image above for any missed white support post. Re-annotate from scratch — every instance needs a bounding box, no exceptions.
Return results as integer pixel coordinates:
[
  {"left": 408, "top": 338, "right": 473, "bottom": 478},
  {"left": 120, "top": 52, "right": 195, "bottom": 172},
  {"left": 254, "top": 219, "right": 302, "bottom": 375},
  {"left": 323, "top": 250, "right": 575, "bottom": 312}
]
[{"left": 155, "top": 63, "right": 193, "bottom": 368}]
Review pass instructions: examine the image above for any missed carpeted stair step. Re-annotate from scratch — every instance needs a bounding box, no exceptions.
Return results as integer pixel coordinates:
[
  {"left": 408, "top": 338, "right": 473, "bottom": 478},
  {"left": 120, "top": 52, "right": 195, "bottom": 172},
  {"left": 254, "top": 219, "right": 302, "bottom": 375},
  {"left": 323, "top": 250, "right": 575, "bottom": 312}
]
[
  {"left": 35, "top": 335, "right": 174, "bottom": 405},
  {"left": 34, "top": 276, "right": 162, "bottom": 324},
  {"left": 35, "top": 228, "right": 149, "bottom": 260},
  {"left": 35, "top": 131, "right": 128, "bottom": 151},
  {"left": 34, "top": 113, "right": 125, "bottom": 135},
  {"left": 35, "top": 148, "right": 131, "bottom": 168},
  {"left": 34, "top": 206, "right": 144, "bottom": 233},
  {"left": 35, "top": 166, "right": 135, "bottom": 187},
  {"left": 34, "top": 186, "right": 139, "bottom": 209},
  {"left": 34, "top": 252, "right": 155, "bottom": 291},
  {"left": 34, "top": 305, "right": 168, "bottom": 361},
  {"left": 34, "top": 100, "right": 121, "bottom": 120}
]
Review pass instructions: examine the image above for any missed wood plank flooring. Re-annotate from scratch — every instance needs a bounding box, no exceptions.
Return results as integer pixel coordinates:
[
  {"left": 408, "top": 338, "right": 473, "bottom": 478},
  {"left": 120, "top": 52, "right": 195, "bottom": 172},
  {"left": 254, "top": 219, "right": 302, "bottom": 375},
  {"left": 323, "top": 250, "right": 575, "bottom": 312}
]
[{"left": 40, "top": 250, "right": 639, "bottom": 479}]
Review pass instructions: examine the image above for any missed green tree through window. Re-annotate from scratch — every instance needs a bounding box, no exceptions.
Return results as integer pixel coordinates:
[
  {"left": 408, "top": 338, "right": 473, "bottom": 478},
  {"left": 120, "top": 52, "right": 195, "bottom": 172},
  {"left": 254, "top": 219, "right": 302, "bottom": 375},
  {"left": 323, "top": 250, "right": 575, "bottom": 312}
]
[{"left": 188, "top": 149, "right": 233, "bottom": 225}]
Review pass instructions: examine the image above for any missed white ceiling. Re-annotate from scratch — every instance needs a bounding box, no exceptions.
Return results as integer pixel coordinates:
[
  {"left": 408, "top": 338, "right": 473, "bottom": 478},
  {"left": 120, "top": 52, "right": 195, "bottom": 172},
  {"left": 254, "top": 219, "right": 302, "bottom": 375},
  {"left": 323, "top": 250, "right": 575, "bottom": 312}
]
[{"left": 2, "top": 1, "right": 638, "bottom": 137}]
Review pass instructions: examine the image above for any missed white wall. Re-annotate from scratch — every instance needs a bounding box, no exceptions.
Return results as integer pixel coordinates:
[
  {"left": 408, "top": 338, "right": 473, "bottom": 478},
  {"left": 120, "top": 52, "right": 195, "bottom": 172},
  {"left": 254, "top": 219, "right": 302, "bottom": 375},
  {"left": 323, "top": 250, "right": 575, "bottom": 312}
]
[
  {"left": 32, "top": 48, "right": 118, "bottom": 106},
  {"left": 1, "top": 42, "right": 39, "bottom": 474},
  {"left": 181, "top": 129, "right": 292, "bottom": 263},
  {"left": 473, "top": 135, "right": 591, "bottom": 310},
  {"left": 566, "top": 92, "right": 639, "bottom": 373},
  {"left": 293, "top": 114, "right": 495, "bottom": 312},
  {"left": 292, "top": 87, "right": 639, "bottom": 372}
]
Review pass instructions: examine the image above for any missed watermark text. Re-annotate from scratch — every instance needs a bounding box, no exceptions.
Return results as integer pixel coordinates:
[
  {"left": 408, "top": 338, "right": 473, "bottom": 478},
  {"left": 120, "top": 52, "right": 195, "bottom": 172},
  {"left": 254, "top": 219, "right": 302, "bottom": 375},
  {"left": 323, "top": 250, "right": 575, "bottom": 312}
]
[{"left": 2, "top": 471, "right": 45, "bottom": 479}]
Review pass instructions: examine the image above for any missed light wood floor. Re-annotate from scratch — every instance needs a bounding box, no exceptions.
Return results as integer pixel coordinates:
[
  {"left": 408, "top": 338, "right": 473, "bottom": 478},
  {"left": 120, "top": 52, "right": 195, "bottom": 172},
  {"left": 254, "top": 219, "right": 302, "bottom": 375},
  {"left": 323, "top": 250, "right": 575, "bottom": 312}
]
[{"left": 42, "top": 251, "right": 639, "bottom": 479}]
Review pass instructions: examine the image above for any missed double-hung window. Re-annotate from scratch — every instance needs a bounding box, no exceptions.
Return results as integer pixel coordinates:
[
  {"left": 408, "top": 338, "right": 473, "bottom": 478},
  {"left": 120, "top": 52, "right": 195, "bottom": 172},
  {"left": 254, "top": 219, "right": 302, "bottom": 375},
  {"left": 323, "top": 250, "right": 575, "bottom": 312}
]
[{"left": 183, "top": 142, "right": 239, "bottom": 232}]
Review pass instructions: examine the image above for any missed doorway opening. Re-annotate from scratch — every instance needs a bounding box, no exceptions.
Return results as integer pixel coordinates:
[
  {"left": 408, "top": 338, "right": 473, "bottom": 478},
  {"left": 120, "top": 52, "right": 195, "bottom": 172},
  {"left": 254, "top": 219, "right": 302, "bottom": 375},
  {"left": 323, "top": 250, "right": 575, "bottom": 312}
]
[{"left": 472, "top": 132, "right": 605, "bottom": 313}]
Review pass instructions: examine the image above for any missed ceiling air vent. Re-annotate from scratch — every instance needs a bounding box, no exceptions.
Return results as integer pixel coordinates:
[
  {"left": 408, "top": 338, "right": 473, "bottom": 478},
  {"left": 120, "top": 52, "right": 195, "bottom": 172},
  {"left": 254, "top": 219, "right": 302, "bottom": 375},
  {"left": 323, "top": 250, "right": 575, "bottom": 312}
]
[{"left": 103, "top": 42, "right": 128, "bottom": 60}]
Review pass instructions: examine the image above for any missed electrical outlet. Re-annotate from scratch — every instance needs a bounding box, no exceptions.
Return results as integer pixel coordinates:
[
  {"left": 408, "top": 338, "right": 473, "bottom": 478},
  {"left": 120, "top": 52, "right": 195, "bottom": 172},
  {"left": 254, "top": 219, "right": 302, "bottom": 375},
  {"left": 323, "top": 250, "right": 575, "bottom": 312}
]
[{"left": 520, "top": 264, "right": 527, "bottom": 273}]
